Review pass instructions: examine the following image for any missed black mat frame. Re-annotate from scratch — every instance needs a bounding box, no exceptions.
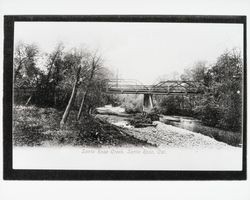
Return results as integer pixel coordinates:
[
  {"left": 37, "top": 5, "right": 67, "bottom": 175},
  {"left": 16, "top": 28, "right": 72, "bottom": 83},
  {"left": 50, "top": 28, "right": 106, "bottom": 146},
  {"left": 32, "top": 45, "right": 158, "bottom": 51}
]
[{"left": 3, "top": 15, "right": 247, "bottom": 180}]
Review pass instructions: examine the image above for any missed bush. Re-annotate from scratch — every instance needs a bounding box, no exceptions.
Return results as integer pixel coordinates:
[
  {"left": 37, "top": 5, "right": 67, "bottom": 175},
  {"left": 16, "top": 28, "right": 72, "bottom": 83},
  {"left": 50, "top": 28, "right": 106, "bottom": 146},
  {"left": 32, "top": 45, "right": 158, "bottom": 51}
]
[
  {"left": 158, "top": 96, "right": 181, "bottom": 115},
  {"left": 199, "top": 104, "right": 222, "bottom": 127},
  {"left": 124, "top": 101, "right": 142, "bottom": 114},
  {"left": 120, "top": 94, "right": 143, "bottom": 114}
]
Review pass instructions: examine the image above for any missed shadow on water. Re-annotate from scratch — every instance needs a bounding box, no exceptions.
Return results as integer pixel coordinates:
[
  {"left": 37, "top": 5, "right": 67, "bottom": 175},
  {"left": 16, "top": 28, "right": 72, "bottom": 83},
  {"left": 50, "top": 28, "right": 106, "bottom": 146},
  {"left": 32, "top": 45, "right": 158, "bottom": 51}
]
[{"left": 160, "top": 115, "right": 242, "bottom": 147}]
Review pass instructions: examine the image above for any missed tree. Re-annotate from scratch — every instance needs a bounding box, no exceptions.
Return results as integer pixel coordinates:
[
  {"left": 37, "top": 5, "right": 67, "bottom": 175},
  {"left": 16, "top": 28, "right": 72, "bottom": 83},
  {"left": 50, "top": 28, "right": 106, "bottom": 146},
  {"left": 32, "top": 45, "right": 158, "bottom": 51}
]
[
  {"left": 207, "top": 49, "right": 243, "bottom": 130},
  {"left": 181, "top": 61, "right": 208, "bottom": 83},
  {"left": 190, "top": 49, "right": 243, "bottom": 130},
  {"left": 60, "top": 48, "right": 90, "bottom": 127},
  {"left": 42, "top": 43, "right": 65, "bottom": 105},
  {"left": 45, "top": 43, "right": 64, "bottom": 84},
  {"left": 14, "top": 41, "right": 41, "bottom": 105},
  {"left": 14, "top": 41, "right": 40, "bottom": 85},
  {"left": 178, "top": 61, "right": 209, "bottom": 114},
  {"left": 14, "top": 42, "right": 27, "bottom": 82},
  {"left": 77, "top": 54, "right": 103, "bottom": 120}
]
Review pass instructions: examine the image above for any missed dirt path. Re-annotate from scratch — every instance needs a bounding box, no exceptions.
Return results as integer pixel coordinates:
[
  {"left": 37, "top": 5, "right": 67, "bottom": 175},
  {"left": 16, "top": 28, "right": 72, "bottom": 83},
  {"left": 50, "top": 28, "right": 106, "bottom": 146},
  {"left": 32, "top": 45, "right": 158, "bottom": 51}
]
[{"left": 96, "top": 114, "right": 237, "bottom": 149}]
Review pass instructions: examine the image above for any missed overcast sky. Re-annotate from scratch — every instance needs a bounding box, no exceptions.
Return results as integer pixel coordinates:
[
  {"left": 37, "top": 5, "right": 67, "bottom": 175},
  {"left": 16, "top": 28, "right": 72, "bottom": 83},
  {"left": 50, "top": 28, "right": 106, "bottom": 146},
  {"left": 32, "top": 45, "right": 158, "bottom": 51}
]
[{"left": 14, "top": 22, "right": 243, "bottom": 84}]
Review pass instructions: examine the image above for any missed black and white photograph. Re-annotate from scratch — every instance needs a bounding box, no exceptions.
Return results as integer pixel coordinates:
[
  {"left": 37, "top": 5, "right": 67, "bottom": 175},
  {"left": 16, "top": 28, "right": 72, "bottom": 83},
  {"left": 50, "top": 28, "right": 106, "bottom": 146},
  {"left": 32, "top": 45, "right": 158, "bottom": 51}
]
[
  {"left": 1, "top": 0, "right": 250, "bottom": 199},
  {"left": 3, "top": 15, "right": 246, "bottom": 180}
]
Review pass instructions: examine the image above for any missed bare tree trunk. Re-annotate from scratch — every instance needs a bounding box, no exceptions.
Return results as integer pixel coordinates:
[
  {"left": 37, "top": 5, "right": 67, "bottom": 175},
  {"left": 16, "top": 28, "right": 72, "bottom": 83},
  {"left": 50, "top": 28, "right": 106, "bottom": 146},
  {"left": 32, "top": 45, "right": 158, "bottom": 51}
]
[
  {"left": 77, "top": 91, "right": 87, "bottom": 120},
  {"left": 60, "top": 67, "right": 81, "bottom": 128},
  {"left": 76, "top": 58, "right": 98, "bottom": 120}
]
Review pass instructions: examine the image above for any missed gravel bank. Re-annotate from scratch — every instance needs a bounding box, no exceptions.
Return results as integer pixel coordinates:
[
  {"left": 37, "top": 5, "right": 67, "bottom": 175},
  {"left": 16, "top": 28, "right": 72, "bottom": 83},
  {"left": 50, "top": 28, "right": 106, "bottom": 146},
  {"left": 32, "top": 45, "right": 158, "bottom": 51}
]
[
  {"left": 96, "top": 114, "right": 237, "bottom": 149},
  {"left": 127, "top": 121, "right": 233, "bottom": 149}
]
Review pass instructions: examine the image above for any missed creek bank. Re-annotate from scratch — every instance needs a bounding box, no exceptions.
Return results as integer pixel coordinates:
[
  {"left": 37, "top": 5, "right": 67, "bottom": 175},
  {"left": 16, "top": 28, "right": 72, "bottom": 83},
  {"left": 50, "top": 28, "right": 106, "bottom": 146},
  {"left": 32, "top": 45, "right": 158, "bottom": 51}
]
[{"left": 95, "top": 105, "right": 242, "bottom": 147}]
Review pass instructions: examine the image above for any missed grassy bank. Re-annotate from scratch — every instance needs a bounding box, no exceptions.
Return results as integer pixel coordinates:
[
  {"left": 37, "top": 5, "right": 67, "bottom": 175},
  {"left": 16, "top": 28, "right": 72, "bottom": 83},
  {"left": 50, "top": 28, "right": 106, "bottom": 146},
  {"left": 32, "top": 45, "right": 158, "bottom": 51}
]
[{"left": 13, "top": 105, "right": 150, "bottom": 147}]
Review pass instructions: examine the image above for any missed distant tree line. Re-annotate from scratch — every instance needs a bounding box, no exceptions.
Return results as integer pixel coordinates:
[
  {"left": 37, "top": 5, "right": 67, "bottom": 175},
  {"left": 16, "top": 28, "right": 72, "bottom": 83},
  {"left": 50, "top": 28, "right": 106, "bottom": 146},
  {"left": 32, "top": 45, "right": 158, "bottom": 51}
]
[
  {"left": 14, "top": 41, "right": 117, "bottom": 125},
  {"left": 156, "top": 49, "right": 243, "bottom": 132}
]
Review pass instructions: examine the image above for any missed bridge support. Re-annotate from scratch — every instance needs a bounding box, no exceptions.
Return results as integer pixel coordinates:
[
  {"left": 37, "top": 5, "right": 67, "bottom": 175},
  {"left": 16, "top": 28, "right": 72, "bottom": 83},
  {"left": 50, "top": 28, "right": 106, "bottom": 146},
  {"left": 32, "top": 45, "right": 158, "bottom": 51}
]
[{"left": 143, "top": 94, "right": 153, "bottom": 113}]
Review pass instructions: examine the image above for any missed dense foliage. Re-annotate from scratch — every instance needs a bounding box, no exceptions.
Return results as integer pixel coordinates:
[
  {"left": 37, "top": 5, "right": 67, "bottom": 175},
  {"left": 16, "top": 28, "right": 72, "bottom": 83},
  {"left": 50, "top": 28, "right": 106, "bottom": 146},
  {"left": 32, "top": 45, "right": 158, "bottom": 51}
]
[{"left": 157, "top": 49, "right": 243, "bottom": 132}]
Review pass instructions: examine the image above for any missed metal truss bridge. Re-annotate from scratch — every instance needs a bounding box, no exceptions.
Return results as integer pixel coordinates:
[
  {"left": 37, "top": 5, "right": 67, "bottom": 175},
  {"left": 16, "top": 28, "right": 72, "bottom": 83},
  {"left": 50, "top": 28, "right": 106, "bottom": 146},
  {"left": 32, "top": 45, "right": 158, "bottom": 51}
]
[{"left": 105, "top": 79, "right": 202, "bottom": 95}]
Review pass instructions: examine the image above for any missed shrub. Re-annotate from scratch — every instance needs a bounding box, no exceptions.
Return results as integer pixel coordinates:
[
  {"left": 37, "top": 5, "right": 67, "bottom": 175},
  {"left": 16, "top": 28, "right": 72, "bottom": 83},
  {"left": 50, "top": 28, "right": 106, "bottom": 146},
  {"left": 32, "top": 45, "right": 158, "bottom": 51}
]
[
  {"left": 120, "top": 94, "right": 143, "bottom": 114},
  {"left": 158, "top": 96, "right": 181, "bottom": 115}
]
